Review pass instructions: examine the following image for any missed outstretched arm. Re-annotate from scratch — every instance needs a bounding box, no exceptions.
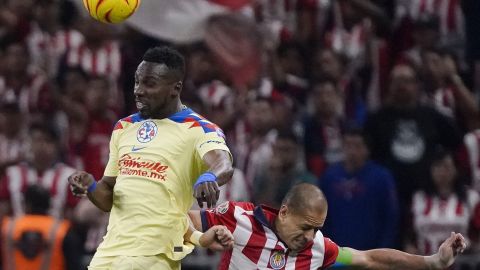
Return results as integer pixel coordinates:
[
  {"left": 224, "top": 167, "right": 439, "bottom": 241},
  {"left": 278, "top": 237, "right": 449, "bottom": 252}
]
[
  {"left": 194, "top": 149, "right": 234, "bottom": 208},
  {"left": 68, "top": 172, "right": 116, "bottom": 212},
  {"left": 339, "top": 232, "right": 467, "bottom": 270}
]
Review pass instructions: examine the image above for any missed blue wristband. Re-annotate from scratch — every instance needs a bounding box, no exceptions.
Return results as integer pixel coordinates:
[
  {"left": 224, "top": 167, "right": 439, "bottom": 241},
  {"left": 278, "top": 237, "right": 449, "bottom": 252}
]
[
  {"left": 194, "top": 172, "right": 217, "bottom": 189},
  {"left": 87, "top": 180, "right": 97, "bottom": 193}
]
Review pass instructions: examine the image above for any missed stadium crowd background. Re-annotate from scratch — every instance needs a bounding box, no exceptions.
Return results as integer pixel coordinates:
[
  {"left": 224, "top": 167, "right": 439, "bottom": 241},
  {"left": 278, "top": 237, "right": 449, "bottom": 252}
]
[{"left": 0, "top": 0, "right": 480, "bottom": 269}]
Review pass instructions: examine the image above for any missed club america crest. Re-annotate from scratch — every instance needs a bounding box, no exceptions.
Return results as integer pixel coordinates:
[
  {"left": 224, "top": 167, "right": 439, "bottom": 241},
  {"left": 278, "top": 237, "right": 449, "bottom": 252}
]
[{"left": 137, "top": 121, "right": 158, "bottom": 143}]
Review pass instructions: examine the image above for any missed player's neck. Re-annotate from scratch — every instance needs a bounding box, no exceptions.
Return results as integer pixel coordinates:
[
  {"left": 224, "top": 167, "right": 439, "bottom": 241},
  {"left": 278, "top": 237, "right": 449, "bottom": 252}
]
[{"left": 149, "top": 100, "right": 184, "bottom": 119}]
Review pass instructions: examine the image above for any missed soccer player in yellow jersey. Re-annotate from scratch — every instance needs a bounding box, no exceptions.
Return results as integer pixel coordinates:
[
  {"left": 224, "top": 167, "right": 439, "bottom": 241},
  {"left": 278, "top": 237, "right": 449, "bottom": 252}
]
[{"left": 67, "top": 47, "right": 234, "bottom": 270}]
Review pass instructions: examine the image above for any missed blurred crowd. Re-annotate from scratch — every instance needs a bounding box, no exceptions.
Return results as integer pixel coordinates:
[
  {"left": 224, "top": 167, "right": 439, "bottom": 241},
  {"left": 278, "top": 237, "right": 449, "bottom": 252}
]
[{"left": 1, "top": 0, "right": 480, "bottom": 269}]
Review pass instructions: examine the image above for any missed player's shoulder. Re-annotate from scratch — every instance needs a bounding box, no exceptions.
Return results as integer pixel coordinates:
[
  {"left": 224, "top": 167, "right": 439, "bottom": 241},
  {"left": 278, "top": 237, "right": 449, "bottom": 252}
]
[
  {"left": 168, "top": 108, "right": 225, "bottom": 137},
  {"left": 212, "top": 201, "right": 255, "bottom": 215},
  {"left": 113, "top": 113, "right": 144, "bottom": 131}
]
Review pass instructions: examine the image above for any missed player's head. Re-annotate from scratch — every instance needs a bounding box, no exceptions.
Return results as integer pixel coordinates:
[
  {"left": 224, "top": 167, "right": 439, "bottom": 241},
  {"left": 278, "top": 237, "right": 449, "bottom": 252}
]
[
  {"left": 276, "top": 183, "right": 328, "bottom": 252},
  {"left": 24, "top": 185, "right": 51, "bottom": 215},
  {"left": 135, "top": 46, "right": 185, "bottom": 119},
  {"left": 29, "top": 123, "right": 60, "bottom": 165}
]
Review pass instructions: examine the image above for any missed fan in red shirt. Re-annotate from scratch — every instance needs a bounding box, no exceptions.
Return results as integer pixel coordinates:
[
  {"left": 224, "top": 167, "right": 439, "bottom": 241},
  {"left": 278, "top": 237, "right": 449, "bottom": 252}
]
[{"left": 189, "top": 183, "right": 467, "bottom": 270}]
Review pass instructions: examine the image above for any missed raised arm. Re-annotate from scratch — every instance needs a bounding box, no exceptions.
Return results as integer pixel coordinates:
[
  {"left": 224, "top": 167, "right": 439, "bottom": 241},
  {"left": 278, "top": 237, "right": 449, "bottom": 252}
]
[
  {"left": 68, "top": 172, "right": 116, "bottom": 212},
  {"left": 340, "top": 233, "right": 467, "bottom": 270},
  {"left": 194, "top": 149, "right": 234, "bottom": 208}
]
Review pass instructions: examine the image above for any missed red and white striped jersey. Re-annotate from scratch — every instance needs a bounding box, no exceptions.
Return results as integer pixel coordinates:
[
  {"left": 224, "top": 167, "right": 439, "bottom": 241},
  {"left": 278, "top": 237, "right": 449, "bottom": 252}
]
[
  {"left": 463, "top": 130, "right": 480, "bottom": 191},
  {"left": 0, "top": 134, "right": 27, "bottom": 166},
  {"left": 64, "top": 41, "right": 121, "bottom": 78},
  {"left": 201, "top": 201, "right": 339, "bottom": 269},
  {"left": 396, "top": 0, "right": 464, "bottom": 41},
  {"left": 411, "top": 190, "right": 480, "bottom": 255},
  {"left": 0, "top": 162, "right": 78, "bottom": 218},
  {"left": 26, "top": 24, "right": 84, "bottom": 77},
  {"left": 0, "top": 71, "right": 51, "bottom": 115}
]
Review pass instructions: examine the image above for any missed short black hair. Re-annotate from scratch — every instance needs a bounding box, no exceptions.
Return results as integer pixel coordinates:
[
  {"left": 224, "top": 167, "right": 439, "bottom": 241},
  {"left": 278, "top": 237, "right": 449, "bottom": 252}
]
[
  {"left": 276, "top": 128, "right": 299, "bottom": 144},
  {"left": 142, "top": 46, "right": 185, "bottom": 80},
  {"left": 25, "top": 185, "right": 51, "bottom": 215},
  {"left": 30, "top": 122, "right": 59, "bottom": 142}
]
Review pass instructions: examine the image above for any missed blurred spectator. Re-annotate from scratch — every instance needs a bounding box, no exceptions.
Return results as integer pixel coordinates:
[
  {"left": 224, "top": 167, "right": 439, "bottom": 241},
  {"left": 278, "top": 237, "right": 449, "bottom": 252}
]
[
  {"left": 397, "top": 13, "right": 440, "bottom": 68},
  {"left": 303, "top": 78, "right": 344, "bottom": 177},
  {"left": 229, "top": 97, "right": 277, "bottom": 199},
  {"left": 365, "top": 64, "right": 462, "bottom": 206},
  {"left": 320, "top": 127, "right": 399, "bottom": 250},
  {"left": 395, "top": 0, "right": 465, "bottom": 57},
  {"left": 62, "top": 17, "right": 123, "bottom": 111},
  {"left": 270, "top": 41, "right": 309, "bottom": 104},
  {"left": 26, "top": 0, "right": 83, "bottom": 77},
  {"left": 254, "top": 129, "right": 316, "bottom": 206},
  {"left": 1, "top": 185, "right": 82, "bottom": 270},
  {"left": 405, "top": 148, "right": 480, "bottom": 255},
  {"left": 0, "top": 0, "right": 34, "bottom": 47},
  {"left": 460, "top": 125, "right": 480, "bottom": 192},
  {"left": 0, "top": 102, "right": 27, "bottom": 174},
  {"left": 420, "top": 48, "right": 479, "bottom": 131},
  {"left": 0, "top": 42, "right": 53, "bottom": 117},
  {"left": 0, "top": 123, "right": 78, "bottom": 219},
  {"left": 80, "top": 76, "right": 117, "bottom": 180}
]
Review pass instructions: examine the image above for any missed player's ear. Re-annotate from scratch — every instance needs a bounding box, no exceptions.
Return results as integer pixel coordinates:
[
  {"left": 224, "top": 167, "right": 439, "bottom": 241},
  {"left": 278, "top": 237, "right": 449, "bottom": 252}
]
[
  {"left": 278, "top": 205, "right": 289, "bottom": 221},
  {"left": 171, "top": 81, "right": 182, "bottom": 97}
]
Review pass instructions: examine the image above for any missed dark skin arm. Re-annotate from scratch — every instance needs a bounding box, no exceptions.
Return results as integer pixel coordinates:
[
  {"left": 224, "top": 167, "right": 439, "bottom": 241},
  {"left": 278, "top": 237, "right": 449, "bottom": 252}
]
[
  {"left": 347, "top": 233, "right": 467, "bottom": 269},
  {"left": 68, "top": 172, "right": 116, "bottom": 212},
  {"left": 194, "top": 149, "right": 233, "bottom": 208}
]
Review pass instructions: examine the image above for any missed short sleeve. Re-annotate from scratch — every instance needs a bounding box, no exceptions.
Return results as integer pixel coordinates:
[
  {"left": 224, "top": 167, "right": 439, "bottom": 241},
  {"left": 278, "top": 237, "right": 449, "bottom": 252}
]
[
  {"left": 103, "top": 125, "right": 120, "bottom": 177},
  {"left": 323, "top": 237, "right": 339, "bottom": 268},
  {"left": 195, "top": 128, "right": 232, "bottom": 161},
  {"left": 200, "top": 201, "right": 254, "bottom": 233}
]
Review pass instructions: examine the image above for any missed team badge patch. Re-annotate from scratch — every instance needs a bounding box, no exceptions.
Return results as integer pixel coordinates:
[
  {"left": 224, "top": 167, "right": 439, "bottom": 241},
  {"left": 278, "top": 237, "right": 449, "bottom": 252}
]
[
  {"left": 137, "top": 121, "right": 158, "bottom": 143},
  {"left": 270, "top": 251, "right": 286, "bottom": 269},
  {"left": 215, "top": 201, "right": 229, "bottom": 214}
]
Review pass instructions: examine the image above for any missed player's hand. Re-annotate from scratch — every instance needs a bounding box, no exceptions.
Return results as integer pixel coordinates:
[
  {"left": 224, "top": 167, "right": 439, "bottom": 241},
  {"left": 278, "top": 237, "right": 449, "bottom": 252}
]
[
  {"left": 194, "top": 181, "right": 220, "bottom": 208},
  {"left": 199, "top": 225, "right": 234, "bottom": 251},
  {"left": 68, "top": 171, "right": 95, "bottom": 197},
  {"left": 433, "top": 232, "right": 467, "bottom": 269}
]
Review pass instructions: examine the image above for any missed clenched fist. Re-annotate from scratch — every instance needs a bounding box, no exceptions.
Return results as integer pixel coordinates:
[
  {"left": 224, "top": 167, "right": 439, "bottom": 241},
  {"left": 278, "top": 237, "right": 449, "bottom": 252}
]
[{"left": 68, "top": 171, "right": 95, "bottom": 197}]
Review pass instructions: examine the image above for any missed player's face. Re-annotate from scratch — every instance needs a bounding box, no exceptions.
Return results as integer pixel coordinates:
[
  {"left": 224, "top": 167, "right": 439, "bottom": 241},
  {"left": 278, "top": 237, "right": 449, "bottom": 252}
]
[
  {"left": 134, "top": 61, "right": 182, "bottom": 119},
  {"left": 277, "top": 206, "right": 326, "bottom": 252}
]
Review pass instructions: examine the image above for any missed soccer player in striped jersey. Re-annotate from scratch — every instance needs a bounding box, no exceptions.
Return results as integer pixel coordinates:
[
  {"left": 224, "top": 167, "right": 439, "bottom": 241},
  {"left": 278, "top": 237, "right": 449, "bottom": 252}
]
[
  {"left": 68, "top": 46, "right": 234, "bottom": 270},
  {"left": 189, "top": 183, "right": 467, "bottom": 270}
]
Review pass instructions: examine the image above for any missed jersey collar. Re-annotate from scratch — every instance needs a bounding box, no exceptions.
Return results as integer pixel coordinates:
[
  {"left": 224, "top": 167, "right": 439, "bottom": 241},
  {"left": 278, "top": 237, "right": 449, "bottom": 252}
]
[{"left": 253, "top": 205, "right": 279, "bottom": 230}]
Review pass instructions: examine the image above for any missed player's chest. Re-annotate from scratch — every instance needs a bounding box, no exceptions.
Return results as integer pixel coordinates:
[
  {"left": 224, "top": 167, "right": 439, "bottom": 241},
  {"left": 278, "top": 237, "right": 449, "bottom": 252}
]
[{"left": 118, "top": 121, "right": 192, "bottom": 157}]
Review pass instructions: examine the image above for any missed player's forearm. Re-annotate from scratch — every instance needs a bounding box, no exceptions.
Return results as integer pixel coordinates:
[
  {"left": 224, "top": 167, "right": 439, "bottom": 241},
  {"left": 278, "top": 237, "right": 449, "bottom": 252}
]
[
  {"left": 87, "top": 180, "right": 114, "bottom": 212},
  {"left": 363, "top": 249, "right": 443, "bottom": 270},
  {"left": 204, "top": 150, "right": 233, "bottom": 186}
]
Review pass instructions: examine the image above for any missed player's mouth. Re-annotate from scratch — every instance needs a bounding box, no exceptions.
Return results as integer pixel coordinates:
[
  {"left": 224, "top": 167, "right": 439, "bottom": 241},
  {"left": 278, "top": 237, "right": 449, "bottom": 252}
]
[{"left": 136, "top": 99, "right": 148, "bottom": 110}]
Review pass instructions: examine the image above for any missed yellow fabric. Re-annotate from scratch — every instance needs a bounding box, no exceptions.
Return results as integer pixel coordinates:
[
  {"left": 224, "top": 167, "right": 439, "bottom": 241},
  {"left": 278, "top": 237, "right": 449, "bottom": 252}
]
[
  {"left": 88, "top": 254, "right": 180, "bottom": 270},
  {"left": 96, "top": 109, "right": 230, "bottom": 260}
]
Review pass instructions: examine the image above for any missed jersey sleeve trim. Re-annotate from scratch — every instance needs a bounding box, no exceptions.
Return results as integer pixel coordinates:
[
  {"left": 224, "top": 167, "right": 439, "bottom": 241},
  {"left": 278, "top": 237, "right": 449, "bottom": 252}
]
[{"left": 200, "top": 209, "right": 210, "bottom": 232}]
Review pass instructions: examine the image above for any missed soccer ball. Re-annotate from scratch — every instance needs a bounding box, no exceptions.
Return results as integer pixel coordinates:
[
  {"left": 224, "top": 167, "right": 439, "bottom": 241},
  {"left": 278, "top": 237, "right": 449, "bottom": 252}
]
[{"left": 82, "top": 0, "right": 141, "bottom": 24}]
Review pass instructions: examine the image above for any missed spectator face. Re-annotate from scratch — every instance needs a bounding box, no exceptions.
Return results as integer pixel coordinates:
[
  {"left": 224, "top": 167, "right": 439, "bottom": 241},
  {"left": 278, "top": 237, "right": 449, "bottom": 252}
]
[
  {"left": 422, "top": 51, "right": 445, "bottom": 82},
  {"left": 413, "top": 28, "right": 439, "bottom": 50},
  {"left": 186, "top": 48, "right": 216, "bottom": 85},
  {"left": 4, "top": 43, "right": 29, "bottom": 74},
  {"left": 312, "top": 82, "right": 341, "bottom": 116},
  {"left": 431, "top": 155, "right": 456, "bottom": 191},
  {"left": 388, "top": 65, "right": 419, "bottom": 104},
  {"left": 134, "top": 61, "right": 182, "bottom": 119},
  {"left": 343, "top": 134, "right": 369, "bottom": 168},
  {"left": 312, "top": 49, "right": 343, "bottom": 81},
  {"left": 280, "top": 48, "right": 305, "bottom": 77},
  {"left": 272, "top": 138, "right": 298, "bottom": 170},
  {"left": 86, "top": 77, "right": 110, "bottom": 113},
  {"left": 30, "top": 129, "right": 57, "bottom": 164},
  {"left": 246, "top": 99, "right": 274, "bottom": 135},
  {"left": 277, "top": 206, "right": 326, "bottom": 252},
  {"left": 33, "top": 0, "right": 59, "bottom": 30},
  {"left": 64, "top": 70, "right": 88, "bottom": 102}
]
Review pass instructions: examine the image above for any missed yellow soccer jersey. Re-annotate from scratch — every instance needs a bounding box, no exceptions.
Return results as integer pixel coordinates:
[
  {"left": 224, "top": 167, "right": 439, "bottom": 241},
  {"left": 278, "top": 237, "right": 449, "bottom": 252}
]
[{"left": 95, "top": 108, "right": 231, "bottom": 260}]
